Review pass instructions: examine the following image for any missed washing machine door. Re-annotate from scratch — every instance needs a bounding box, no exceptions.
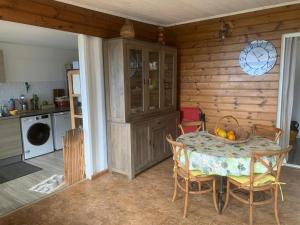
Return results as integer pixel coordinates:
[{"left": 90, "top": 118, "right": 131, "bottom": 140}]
[{"left": 27, "top": 123, "right": 51, "bottom": 146}]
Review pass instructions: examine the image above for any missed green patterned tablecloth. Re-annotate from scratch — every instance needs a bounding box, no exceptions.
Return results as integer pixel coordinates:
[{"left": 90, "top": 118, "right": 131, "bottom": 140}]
[{"left": 176, "top": 132, "right": 281, "bottom": 176}]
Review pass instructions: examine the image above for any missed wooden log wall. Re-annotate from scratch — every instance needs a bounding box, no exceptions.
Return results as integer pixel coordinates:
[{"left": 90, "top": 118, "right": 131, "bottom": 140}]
[
  {"left": 0, "top": 0, "right": 158, "bottom": 42},
  {"left": 166, "top": 4, "right": 300, "bottom": 129}
]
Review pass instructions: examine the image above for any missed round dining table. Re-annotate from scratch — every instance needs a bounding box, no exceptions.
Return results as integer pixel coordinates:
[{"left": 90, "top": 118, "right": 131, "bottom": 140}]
[{"left": 176, "top": 131, "right": 281, "bottom": 213}]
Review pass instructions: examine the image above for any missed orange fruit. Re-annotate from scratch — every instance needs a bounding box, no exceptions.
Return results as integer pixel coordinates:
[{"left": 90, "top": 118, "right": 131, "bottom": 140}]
[
  {"left": 227, "top": 133, "right": 236, "bottom": 141},
  {"left": 215, "top": 127, "right": 221, "bottom": 135},
  {"left": 217, "top": 129, "right": 227, "bottom": 138},
  {"left": 227, "top": 130, "right": 235, "bottom": 136}
]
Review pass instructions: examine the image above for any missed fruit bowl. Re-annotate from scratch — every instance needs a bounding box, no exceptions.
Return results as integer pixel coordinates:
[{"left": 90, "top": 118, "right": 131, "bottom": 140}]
[{"left": 207, "top": 115, "right": 252, "bottom": 144}]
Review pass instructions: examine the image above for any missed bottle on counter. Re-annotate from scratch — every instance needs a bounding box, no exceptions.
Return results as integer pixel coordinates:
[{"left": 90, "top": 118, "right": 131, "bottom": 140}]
[
  {"left": 8, "top": 98, "right": 16, "bottom": 111},
  {"left": 2, "top": 105, "right": 9, "bottom": 116}
]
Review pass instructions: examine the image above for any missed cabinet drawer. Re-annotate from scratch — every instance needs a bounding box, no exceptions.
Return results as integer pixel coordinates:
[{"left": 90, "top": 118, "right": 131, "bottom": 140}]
[{"left": 149, "top": 117, "right": 165, "bottom": 127}]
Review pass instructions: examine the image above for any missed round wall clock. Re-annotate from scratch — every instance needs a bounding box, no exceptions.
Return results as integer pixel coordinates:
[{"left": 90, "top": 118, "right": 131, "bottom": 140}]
[{"left": 239, "top": 40, "right": 277, "bottom": 76}]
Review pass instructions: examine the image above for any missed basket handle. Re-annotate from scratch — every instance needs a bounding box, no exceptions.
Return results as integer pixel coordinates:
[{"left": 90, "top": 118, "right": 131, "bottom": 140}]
[{"left": 215, "top": 115, "right": 240, "bottom": 130}]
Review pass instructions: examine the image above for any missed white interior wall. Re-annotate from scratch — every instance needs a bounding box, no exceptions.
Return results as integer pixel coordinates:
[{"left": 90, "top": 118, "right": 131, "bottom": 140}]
[
  {"left": 0, "top": 42, "right": 78, "bottom": 104},
  {"left": 291, "top": 39, "right": 300, "bottom": 135},
  {"left": 0, "top": 42, "right": 78, "bottom": 82}
]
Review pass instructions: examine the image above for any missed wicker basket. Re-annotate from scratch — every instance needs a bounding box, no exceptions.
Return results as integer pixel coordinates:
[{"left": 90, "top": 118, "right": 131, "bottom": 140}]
[{"left": 208, "top": 115, "right": 251, "bottom": 144}]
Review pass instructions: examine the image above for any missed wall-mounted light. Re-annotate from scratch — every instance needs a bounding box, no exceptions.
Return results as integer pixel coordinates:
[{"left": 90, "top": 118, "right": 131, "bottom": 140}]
[{"left": 219, "top": 19, "right": 232, "bottom": 41}]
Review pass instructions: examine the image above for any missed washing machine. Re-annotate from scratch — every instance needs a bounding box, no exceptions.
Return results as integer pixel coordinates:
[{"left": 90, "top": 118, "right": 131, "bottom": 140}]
[{"left": 21, "top": 114, "right": 54, "bottom": 160}]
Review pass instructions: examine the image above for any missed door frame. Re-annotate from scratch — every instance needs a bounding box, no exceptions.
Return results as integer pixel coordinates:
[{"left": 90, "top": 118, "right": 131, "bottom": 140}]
[{"left": 277, "top": 32, "right": 300, "bottom": 168}]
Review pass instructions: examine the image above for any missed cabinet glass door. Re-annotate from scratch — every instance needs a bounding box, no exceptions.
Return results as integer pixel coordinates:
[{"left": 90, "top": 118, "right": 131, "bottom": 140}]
[
  {"left": 164, "top": 53, "right": 175, "bottom": 108},
  {"left": 129, "top": 48, "right": 144, "bottom": 114},
  {"left": 148, "top": 51, "right": 160, "bottom": 110}
]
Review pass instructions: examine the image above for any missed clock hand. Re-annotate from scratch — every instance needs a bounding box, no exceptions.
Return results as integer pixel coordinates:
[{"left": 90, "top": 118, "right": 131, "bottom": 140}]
[
  {"left": 252, "top": 51, "right": 259, "bottom": 59},
  {"left": 258, "top": 53, "right": 264, "bottom": 58}
]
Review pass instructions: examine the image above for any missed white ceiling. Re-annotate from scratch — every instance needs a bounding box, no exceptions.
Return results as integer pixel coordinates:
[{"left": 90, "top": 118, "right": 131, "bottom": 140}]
[
  {"left": 57, "top": 0, "right": 300, "bottom": 26},
  {"left": 0, "top": 20, "right": 78, "bottom": 50}
]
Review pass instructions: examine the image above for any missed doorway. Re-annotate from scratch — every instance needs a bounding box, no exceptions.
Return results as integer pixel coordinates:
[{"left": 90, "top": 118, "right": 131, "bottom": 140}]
[
  {"left": 277, "top": 33, "right": 300, "bottom": 167},
  {"left": 0, "top": 20, "right": 78, "bottom": 216}
]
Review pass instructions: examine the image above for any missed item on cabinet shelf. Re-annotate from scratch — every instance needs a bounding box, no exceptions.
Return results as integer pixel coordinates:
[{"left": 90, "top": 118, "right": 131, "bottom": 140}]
[
  {"left": 65, "top": 63, "right": 72, "bottom": 70},
  {"left": 53, "top": 89, "right": 65, "bottom": 103},
  {"left": 72, "top": 61, "right": 79, "bottom": 69},
  {"left": 149, "top": 62, "right": 158, "bottom": 71},
  {"left": 55, "top": 96, "right": 70, "bottom": 108},
  {"left": 157, "top": 26, "right": 166, "bottom": 45},
  {"left": 30, "top": 94, "right": 39, "bottom": 110},
  {"left": 120, "top": 19, "right": 135, "bottom": 39}
]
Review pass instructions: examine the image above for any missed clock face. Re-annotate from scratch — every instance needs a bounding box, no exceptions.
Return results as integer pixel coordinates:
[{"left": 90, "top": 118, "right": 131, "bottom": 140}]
[{"left": 239, "top": 40, "right": 277, "bottom": 76}]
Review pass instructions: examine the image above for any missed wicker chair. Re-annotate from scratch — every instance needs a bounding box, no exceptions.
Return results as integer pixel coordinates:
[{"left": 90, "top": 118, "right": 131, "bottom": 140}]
[
  {"left": 178, "top": 120, "right": 204, "bottom": 134},
  {"left": 253, "top": 124, "right": 283, "bottom": 142},
  {"left": 223, "top": 146, "right": 292, "bottom": 225},
  {"left": 166, "top": 134, "right": 218, "bottom": 217}
]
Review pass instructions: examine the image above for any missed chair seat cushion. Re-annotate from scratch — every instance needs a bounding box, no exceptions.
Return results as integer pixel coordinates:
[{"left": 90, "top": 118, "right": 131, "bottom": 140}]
[
  {"left": 228, "top": 174, "right": 275, "bottom": 187},
  {"left": 190, "top": 170, "right": 204, "bottom": 177}
]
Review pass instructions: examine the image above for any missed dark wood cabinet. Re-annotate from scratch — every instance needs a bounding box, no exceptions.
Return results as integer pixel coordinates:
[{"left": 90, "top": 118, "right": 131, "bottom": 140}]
[{"left": 104, "top": 38, "right": 178, "bottom": 179}]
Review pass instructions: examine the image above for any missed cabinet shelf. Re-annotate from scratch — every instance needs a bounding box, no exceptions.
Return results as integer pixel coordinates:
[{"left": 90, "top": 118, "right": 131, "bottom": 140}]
[{"left": 67, "top": 70, "right": 83, "bottom": 129}]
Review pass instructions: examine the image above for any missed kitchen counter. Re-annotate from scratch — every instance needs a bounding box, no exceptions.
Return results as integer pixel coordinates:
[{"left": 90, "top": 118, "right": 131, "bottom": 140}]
[{"left": 0, "top": 107, "right": 70, "bottom": 120}]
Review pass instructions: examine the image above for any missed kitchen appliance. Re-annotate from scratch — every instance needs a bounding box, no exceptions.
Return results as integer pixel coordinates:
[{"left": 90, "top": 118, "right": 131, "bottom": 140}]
[
  {"left": 21, "top": 114, "right": 54, "bottom": 159},
  {"left": 52, "top": 111, "right": 71, "bottom": 150}
]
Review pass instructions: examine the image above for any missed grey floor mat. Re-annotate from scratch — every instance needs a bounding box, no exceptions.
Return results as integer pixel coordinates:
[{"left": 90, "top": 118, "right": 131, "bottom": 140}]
[{"left": 0, "top": 161, "right": 42, "bottom": 184}]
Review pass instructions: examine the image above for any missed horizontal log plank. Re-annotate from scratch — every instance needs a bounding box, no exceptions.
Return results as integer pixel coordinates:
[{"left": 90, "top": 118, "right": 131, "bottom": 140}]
[
  {"left": 180, "top": 89, "right": 278, "bottom": 97},
  {"left": 203, "top": 110, "right": 276, "bottom": 121},
  {"left": 180, "top": 74, "right": 279, "bottom": 82},
  {"left": 180, "top": 65, "right": 280, "bottom": 76},
  {"left": 206, "top": 117, "right": 275, "bottom": 128},
  {"left": 180, "top": 96, "right": 278, "bottom": 105},
  {"left": 181, "top": 81, "right": 279, "bottom": 90},
  {"left": 180, "top": 101, "right": 277, "bottom": 113}
]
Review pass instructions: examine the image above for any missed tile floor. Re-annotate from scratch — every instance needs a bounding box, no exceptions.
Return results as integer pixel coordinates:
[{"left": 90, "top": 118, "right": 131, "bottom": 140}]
[{"left": 1, "top": 158, "right": 299, "bottom": 225}]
